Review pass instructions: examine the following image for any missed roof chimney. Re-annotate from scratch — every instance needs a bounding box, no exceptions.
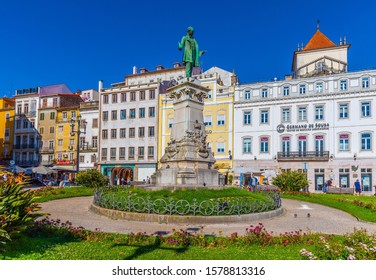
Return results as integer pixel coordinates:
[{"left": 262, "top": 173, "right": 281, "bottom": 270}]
[
  {"left": 133, "top": 66, "right": 137, "bottom": 74},
  {"left": 98, "top": 80, "right": 103, "bottom": 92}
]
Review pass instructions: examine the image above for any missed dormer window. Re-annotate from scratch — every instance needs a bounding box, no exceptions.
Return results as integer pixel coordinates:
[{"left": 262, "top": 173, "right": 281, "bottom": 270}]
[
  {"left": 316, "top": 82, "right": 323, "bottom": 93},
  {"left": 245, "top": 90, "right": 251, "bottom": 99},
  {"left": 261, "top": 88, "right": 268, "bottom": 98}
]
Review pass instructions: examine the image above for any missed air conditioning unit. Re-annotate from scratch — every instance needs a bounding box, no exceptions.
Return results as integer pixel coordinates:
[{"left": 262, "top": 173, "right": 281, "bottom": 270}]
[
  {"left": 68, "top": 145, "right": 73, "bottom": 150},
  {"left": 63, "top": 154, "right": 68, "bottom": 158}
]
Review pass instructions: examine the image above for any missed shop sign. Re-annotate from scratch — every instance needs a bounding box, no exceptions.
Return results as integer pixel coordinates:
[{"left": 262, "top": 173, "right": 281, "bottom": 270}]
[{"left": 277, "top": 123, "right": 329, "bottom": 133}]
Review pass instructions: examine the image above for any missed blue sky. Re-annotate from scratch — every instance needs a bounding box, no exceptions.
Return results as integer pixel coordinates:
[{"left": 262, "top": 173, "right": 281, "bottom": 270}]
[{"left": 1, "top": 0, "right": 375, "bottom": 96}]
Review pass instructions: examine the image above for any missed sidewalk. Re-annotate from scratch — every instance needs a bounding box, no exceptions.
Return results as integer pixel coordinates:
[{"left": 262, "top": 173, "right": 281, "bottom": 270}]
[{"left": 39, "top": 196, "right": 376, "bottom": 236}]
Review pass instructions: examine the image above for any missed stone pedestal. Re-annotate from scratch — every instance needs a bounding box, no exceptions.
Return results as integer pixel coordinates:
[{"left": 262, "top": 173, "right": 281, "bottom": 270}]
[{"left": 152, "top": 78, "right": 224, "bottom": 188}]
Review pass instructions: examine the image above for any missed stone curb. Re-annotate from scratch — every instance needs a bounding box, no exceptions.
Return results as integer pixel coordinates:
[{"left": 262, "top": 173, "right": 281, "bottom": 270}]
[{"left": 89, "top": 203, "right": 284, "bottom": 224}]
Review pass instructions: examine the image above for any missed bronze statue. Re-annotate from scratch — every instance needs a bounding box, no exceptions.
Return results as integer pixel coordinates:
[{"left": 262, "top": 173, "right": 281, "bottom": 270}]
[{"left": 178, "top": 26, "right": 206, "bottom": 77}]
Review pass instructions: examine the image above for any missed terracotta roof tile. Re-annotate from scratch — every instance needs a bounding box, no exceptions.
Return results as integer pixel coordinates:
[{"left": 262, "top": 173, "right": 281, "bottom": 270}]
[{"left": 303, "top": 30, "right": 336, "bottom": 51}]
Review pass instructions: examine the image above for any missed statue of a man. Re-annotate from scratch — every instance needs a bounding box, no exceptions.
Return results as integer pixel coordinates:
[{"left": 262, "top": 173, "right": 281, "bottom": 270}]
[{"left": 178, "top": 26, "right": 206, "bottom": 77}]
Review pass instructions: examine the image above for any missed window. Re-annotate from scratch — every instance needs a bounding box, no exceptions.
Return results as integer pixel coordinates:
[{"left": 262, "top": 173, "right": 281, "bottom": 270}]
[
  {"left": 119, "top": 148, "right": 126, "bottom": 160},
  {"left": 112, "top": 94, "right": 118, "bottom": 103},
  {"left": 138, "top": 147, "right": 144, "bottom": 159},
  {"left": 204, "top": 115, "right": 212, "bottom": 126},
  {"left": 62, "top": 112, "right": 68, "bottom": 120},
  {"left": 139, "top": 127, "right": 145, "bottom": 137},
  {"left": 40, "top": 113, "right": 44, "bottom": 120},
  {"left": 103, "top": 95, "right": 109, "bottom": 104},
  {"left": 111, "top": 110, "right": 117, "bottom": 120},
  {"left": 15, "top": 120, "right": 21, "bottom": 129},
  {"left": 361, "top": 133, "right": 372, "bottom": 151},
  {"left": 111, "top": 129, "right": 117, "bottom": 139},
  {"left": 149, "top": 107, "right": 155, "bottom": 117},
  {"left": 140, "top": 91, "right": 145, "bottom": 100},
  {"left": 260, "top": 137, "right": 269, "bottom": 153},
  {"left": 120, "top": 109, "right": 126, "bottom": 119},
  {"left": 70, "top": 139, "right": 75, "bottom": 145},
  {"left": 128, "top": 147, "right": 135, "bottom": 159},
  {"left": 149, "top": 90, "right": 155, "bottom": 100},
  {"left": 71, "top": 111, "right": 76, "bottom": 119},
  {"left": 129, "top": 128, "right": 135, "bottom": 138},
  {"left": 361, "top": 102, "right": 371, "bottom": 117},
  {"left": 23, "top": 120, "right": 28, "bottom": 129},
  {"left": 243, "top": 111, "right": 251, "bottom": 125},
  {"left": 245, "top": 90, "right": 251, "bottom": 99},
  {"left": 283, "top": 86, "right": 290, "bottom": 96},
  {"left": 298, "top": 107, "right": 307, "bottom": 121},
  {"left": 340, "top": 80, "right": 347, "bottom": 91},
  {"left": 102, "top": 129, "right": 108, "bottom": 139},
  {"left": 118, "top": 93, "right": 126, "bottom": 103},
  {"left": 148, "top": 126, "right": 155, "bottom": 137},
  {"left": 130, "top": 92, "right": 136, "bottom": 101},
  {"left": 260, "top": 110, "right": 269, "bottom": 124},
  {"left": 39, "top": 127, "right": 44, "bottom": 134},
  {"left": 339, "top": 104, "right": 349, "bottom": 119},
  {"left": 207, "top": 91, "right": 212, "bottom": 99},
  {"left": 24, "top": 104, "right": 29, "bottom": 114},
  {"left": 53, "top": 98, "right": 58, "bottom": 106},
  {"left": 362, "top": 77, "right": 369, "bottom": 88},
  {"left": 49, "top": 126, "right": 55, "bottom": 134},
  {"left": 58, "top": 139, "right": 63, "bottom": 146},
  {"left": 299, "top": 84, "right": 306, "bottom": 94},
  {"left": 4, "top": 128, "right": 10, "bottom": 140},
  {"left": 17, "top": 104, "right": 22, "bottom": 115},
  {"left": 217, "top": 142, "right": 225, "bottom": 153},
  {"left": 339, "top": 134, "right": 349, "bottom": 151},
  {"left": 282, "top": 108, "right": 290, "bottom": 122},
  {"left": 50, "top": 112, "right": 55, "bottom": 119},
  {"left": 79, "top": 155, "right": 85, "bottom": 163},
  {"left": 148, "top": 146, "right": 154, "bottom": 158},
  {"left": 243, "top": 138, "right": 252, "bottom": 153},
  {"left": 168, "top": 118, "right": 173, "bottom": 128},
  {"left": 30, "top": 120, "right": 35, "bottom": 128},
  {"left": 5, "top": 113, "right": 10, "bottom": 120},
  {"left": 120, "top": 128, "right": 126, "bottom": 138},
  {"left": 110, "top": 148, "right": 116, "bottom": 160},
  {"left": 217, "top": 114, "right": 225, "bottom": 125},
  {"left": 49, "top": 140, "right": 54, "bottom": 149},
  {"left": 102, "top": 111, "right": 108, "bottom": 121},
  {"left": 261, "top": 88, "right": 268, "bottom": 98},
  {"left": 315, "top": 105, "right": 324, "bottom": 120},
  {"left": 130, "top": 109, "right": 136, "bottom": 119},
  {"left": 57, "top": 126, "right": 63, "bottom": 133},
  {"left": 101, "top": 148, "right": 107, "bottom": 160},
  {"left": 139, "top": 108, "right": 145, "bottom": 118},
  {"left": 92, "top": 136, "right": 98, "bottom": 148},
  {"left": 315, "top": 82, "right": 323, "bottom": 93},
  {"left": 92, "top": 119, "right": 98, "bottom": 128}
]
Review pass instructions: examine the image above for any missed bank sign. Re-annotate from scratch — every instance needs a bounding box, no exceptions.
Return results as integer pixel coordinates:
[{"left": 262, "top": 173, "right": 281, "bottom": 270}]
[{"left": 277, "top": 123, "right": 329, "bottom": 133}]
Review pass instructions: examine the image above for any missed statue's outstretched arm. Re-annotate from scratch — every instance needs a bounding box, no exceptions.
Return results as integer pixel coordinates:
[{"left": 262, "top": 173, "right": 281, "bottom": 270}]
[
  {"left": 199, "top": 50, "right": 207, "bottom": 56},
  {"left": 178, "top": 36, "right": 186, "bottom": 50}
]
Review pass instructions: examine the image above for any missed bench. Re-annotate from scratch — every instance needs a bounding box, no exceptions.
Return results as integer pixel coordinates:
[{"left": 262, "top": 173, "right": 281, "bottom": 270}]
[{"left": 326, "top": 187, "right": 354, "bottom": 194}]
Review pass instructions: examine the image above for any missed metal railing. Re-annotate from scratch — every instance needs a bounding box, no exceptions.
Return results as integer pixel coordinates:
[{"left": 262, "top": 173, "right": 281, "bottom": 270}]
[{"left": 277, "top": 151, "right": 329, "bottom": 161}]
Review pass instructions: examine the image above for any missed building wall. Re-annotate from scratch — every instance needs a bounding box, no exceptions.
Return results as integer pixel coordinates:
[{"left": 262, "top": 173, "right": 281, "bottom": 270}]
[{"left": 0, "top": 98, "right": 15, "bottom": 160}]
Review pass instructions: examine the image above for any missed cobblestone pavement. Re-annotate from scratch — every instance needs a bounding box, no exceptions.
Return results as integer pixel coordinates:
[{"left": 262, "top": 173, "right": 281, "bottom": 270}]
[{"left": 39, "top": 196, "right": 376, "bottom": 236}]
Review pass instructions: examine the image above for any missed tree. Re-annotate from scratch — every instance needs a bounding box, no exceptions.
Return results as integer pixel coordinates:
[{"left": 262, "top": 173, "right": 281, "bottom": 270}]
[
  {"left": 272, "top": 170, "right": 308, "bottom": 192},
  {"left": 75, "top": 169, "right": 108, "bottom": 189}
]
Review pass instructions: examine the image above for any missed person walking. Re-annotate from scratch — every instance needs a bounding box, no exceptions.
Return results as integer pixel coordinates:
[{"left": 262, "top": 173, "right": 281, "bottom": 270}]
[
  {"left": 354, "top": 179, "right": 361, "bottom": 196},
  {"left": 251, "top": 174, "right": 258, "bottom": 192}
]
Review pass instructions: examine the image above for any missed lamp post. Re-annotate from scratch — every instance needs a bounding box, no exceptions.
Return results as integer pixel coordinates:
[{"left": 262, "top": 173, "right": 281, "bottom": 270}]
[{"left": 70, "top": 115, "right": 87, "bottom": 174}]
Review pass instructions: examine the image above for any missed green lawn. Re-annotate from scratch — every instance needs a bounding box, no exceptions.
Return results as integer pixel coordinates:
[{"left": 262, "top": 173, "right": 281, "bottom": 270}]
[
  {"left": 282, "top": 192, "right": 376, "bottom": 222},
  {"left": 33, "top": 186, "right": 94, "bottom": 203}
]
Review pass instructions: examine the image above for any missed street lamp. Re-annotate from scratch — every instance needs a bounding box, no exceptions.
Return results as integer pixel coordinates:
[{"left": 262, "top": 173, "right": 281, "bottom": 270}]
[{"left": 70, "top": 115, "right": 87, "bottom": 173}]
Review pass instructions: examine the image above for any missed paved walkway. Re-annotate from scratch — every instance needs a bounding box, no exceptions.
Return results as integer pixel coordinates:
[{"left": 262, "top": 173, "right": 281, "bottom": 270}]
[{"left": 39, "top": 196, "right": 376, "bottom": 236}]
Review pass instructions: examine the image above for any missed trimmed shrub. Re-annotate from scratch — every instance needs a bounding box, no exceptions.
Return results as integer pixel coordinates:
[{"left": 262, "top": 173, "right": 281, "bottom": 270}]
[
  {"left": 75, "top": 169, "right": 108, "bottom": 188},
  {"left": 272, "top": 170, "right": 308, "bottom": 192}
]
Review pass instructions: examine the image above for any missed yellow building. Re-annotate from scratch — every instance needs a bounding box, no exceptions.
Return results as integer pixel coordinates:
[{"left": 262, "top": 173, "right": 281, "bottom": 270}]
[
  {"left": 0, "top": 98, "right": 15, "bottom": 161},
  {"left": 158, "top": 67, "right": 238, "bottom": 182},
  {"left": 54, "top": 94, "right": 82, "bottom": 171}
]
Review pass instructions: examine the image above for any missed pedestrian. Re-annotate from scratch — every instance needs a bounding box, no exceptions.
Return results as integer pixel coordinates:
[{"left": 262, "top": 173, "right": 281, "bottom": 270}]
[
  {"left": 354, "top": 179, "right": 361, "bottom": 196},
  {"left": 127, "top": 176, "right": 131, "bottom": 186},
  {"left": 114, "top": 175, "right": 118, "bottom": 186},
  {"left": 147, "top": 176, "right": 150, "bottom": 184},
  {"left": 63, "top": 173, "right": 70, "bottom": 187},
  {"left": 251, "top": 174, "right": 258, "bottom": 192},
  {"left": 121, "top": 177, "right": 125, "bottom": 186}
]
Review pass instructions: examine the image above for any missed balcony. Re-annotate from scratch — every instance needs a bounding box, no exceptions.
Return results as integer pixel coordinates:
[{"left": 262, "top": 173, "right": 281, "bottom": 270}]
[
  {"left": 80, "top": 144, "right": 98, "bottom": 152},
  {"left": 13, "top": 144, "right": 38, "bottom": 150},
  {"left": 40, "top": 148, "right": 55, "bottom": 154},
  {"left": 277, "top": 151, "right": 330, "bottom": 162},
  {"left": 15, "top": 160, "right": 40, "bottom": 167}
]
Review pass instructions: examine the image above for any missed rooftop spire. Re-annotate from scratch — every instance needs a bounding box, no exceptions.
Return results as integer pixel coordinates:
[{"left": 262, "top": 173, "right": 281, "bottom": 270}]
[{"left": 317, "top": 19, "right": 320, "bottom": 30}]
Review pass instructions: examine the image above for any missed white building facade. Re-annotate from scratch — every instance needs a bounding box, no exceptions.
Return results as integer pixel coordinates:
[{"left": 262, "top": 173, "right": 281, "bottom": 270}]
[
  {"left": 98, "top": 64, "right": 185, "bottom": 184},
  {"left": 234, "top": 29, "right": 376, "bottom": 193}
]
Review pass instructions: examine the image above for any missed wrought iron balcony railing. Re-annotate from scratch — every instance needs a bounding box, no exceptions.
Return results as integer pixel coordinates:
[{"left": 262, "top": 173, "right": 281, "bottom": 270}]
[{"left": 277, "top": 151, "right": 329, "bottom": 161}]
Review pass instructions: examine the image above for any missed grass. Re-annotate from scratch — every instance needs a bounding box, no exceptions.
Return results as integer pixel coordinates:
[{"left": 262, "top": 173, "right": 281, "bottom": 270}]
[
  {"left": 282, "top": 192, "right": 376, "bottom": 222},
  {"left": 32, "top": 186, "right": 95, "bottom": 203},
  {"left": 106, "top": 186, "right": 270, "bottom": 203},
  {"left": 0, "top": 228, "right": 316, "bottom": 260}
]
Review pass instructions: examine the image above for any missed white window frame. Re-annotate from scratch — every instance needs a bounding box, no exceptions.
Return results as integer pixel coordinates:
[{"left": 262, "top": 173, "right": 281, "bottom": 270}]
[
  {"left": 243, "top": 138, "right": 252, "bottom": 153},
  {"left": 243, "top": 111, "right": 251, "bottom": 125}
]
